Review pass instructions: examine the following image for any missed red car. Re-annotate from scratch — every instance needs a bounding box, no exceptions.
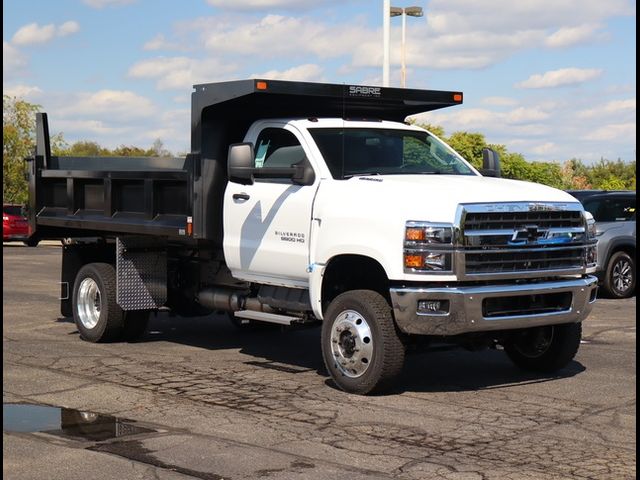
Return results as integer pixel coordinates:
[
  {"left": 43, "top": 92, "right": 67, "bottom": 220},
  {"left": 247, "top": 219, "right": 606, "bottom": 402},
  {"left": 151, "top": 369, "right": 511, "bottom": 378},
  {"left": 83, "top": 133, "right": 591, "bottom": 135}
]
[{"left": 3, "top": 204, "right": 38, "bottom": 246}]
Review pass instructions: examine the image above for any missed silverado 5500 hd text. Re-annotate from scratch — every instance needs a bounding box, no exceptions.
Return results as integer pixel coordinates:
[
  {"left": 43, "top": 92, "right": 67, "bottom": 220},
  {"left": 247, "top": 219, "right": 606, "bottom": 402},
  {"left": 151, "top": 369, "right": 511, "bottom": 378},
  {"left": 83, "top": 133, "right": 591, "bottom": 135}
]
[{"left": 27, "top": 79, "right": 598, "bottom": 394}]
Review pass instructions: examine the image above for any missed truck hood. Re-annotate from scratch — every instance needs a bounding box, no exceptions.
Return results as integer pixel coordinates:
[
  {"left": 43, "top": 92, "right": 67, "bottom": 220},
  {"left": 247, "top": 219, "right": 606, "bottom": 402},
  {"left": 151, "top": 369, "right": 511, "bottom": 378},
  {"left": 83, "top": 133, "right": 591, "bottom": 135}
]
[{"left": 320, "top": 175, "right": 581, "bottom": 223}]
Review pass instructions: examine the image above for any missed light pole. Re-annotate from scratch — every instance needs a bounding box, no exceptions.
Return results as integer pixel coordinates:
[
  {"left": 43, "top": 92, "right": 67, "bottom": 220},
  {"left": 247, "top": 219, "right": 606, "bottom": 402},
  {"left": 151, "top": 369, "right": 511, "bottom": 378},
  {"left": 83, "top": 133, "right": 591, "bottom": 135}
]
[
  {"left": 390, "top": 5, "right": 423, "bottom": 88},
  {"left": 383, "top": 0, "right": 391, "bottom": 86}
]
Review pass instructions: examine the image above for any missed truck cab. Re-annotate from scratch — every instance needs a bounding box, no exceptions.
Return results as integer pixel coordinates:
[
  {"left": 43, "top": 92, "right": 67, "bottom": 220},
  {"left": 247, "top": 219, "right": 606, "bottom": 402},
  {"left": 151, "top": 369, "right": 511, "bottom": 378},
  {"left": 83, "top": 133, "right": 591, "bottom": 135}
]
[{"left": 28, "top": 79, "right": 599, "bottom": 394}]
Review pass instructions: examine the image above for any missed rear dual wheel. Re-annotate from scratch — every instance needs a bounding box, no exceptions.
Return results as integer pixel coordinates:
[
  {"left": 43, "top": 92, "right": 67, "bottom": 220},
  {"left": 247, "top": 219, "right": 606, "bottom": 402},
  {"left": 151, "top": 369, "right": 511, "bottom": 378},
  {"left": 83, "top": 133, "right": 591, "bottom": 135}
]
[{"left": 73, "top": 263, "right": 150, "bottom": 342}]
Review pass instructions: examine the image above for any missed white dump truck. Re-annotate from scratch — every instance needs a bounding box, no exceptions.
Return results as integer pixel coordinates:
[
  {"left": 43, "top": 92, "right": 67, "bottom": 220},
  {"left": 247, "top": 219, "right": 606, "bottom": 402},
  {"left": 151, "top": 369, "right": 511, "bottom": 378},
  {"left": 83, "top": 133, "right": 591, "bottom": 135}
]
[{"left": 27, "top": 79, "right": 598, "bottom": 394}]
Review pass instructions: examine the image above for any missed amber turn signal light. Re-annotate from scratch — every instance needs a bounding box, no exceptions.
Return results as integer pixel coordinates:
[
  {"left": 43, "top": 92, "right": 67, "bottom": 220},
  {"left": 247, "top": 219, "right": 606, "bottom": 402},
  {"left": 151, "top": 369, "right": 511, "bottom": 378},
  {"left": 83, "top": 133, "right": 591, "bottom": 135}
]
[
  {"left": 406, "top": 227, "right": 426, "bottom": 241},
  {"left": 404, "top": 254, "right": 423, "bottom": 268}
]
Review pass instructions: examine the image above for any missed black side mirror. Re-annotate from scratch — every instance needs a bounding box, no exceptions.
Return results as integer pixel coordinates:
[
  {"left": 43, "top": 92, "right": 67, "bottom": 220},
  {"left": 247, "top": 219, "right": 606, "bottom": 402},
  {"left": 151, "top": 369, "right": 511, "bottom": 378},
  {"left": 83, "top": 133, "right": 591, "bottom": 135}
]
[
  {"left": 291, "top": 156, "right": 315, "bottom": 186},
  {"left": 481, "top": 148, "right": 501, "bottom": 177},
  {"left": 228, "top": 143, "right": 255, "bottom": 185}
]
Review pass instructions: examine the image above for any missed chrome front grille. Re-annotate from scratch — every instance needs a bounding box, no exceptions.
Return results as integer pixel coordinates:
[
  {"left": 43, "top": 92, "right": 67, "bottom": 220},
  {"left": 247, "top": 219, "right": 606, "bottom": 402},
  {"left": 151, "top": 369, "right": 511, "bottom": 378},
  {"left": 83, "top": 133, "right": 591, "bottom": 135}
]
[
  {"left": 464, "top": 211, "right": 583, "bottom": 231},
  {"left": 464, "top": 246, "right": 585, "bottom": 274},
  {"left": 458, "top": 202, "right": 589, "bottom": 279}
]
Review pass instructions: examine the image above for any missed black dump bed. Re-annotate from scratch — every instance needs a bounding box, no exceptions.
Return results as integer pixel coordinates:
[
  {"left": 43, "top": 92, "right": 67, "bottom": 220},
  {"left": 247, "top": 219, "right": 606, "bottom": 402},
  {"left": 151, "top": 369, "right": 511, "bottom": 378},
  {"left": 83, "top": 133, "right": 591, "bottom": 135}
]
[{"left": 29, "top": 79, "right": 462, "bottom": 243}]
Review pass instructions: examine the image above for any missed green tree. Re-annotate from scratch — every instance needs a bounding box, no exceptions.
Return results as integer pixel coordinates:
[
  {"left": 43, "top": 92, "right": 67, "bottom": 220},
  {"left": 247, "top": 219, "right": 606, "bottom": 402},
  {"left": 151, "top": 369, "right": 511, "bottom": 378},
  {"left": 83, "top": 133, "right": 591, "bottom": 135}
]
[
  {"left": 598, "top": 176, "right": 627, "bottom": 190},
  {"left": 55, "top": 140, "right": 112, "bottom": 157},
  {"left": 112, "top": 145, "right": 154, "bottom": 156},
  {"left": 3, "top": 96, "right": 40, "bottom": 204},
  {"left": 414, "top": 121, "right": 636, "bottom": 190},
  {"left": 446, "top": 131, "right": 487, "bottom": 170},
  {"left": 560, "top": 159, "right": 592, "bottom": 189},
  {"left": 587, "top": 159, "right": 636, "bottom": 190}
]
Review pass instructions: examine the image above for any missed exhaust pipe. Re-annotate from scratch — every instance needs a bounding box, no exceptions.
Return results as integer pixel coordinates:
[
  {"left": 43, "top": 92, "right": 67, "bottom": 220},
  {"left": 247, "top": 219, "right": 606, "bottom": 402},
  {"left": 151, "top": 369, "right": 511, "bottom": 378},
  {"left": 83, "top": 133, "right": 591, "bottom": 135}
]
[{"left": 197, "top": 288, "right": 275, "bottom": 314}]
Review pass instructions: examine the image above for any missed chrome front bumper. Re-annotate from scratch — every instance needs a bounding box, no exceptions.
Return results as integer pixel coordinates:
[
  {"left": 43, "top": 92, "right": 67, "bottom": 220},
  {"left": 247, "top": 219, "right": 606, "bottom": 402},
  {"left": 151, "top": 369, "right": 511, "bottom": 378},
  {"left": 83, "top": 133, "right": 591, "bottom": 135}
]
[{"left": 390, "top": 276, "right": 598, "bottom": 336}]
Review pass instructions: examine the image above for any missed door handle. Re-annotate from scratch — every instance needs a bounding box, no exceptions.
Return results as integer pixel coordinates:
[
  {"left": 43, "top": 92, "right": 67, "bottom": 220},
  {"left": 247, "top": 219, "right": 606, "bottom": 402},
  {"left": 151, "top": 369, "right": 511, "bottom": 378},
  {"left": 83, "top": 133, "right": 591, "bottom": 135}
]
[{"left": 233, "top": 193, "right": 250, "bottom": 201}]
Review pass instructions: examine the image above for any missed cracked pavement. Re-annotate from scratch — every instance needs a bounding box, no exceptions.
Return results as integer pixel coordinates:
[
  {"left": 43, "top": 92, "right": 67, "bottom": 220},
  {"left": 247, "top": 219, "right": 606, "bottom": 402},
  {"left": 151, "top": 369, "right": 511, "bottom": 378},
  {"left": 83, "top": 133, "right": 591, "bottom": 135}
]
[{"left": 3, "top": 244, "right": 636, "bottom": 479}]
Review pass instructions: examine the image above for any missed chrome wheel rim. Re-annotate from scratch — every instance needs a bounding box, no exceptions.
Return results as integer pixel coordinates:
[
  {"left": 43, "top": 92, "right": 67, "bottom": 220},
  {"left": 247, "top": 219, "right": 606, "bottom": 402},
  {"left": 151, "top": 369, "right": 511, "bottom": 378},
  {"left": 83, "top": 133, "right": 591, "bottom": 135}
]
[
  {"left": 77, "top": 278, "right": 101, "bottom": 329},
  {"left": 330, "top": 309, "right": 374, "bottom": 378},
  {"left": 613, "top": 259, "right": 633, "bottom": 294}
]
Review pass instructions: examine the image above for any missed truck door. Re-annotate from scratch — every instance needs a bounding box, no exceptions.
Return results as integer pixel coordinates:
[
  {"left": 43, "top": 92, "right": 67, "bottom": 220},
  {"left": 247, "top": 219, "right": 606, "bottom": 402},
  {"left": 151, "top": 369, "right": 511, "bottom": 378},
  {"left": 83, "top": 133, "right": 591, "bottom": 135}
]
[{"left": 223, "top": 125, "right": 318, "bottom": 286}]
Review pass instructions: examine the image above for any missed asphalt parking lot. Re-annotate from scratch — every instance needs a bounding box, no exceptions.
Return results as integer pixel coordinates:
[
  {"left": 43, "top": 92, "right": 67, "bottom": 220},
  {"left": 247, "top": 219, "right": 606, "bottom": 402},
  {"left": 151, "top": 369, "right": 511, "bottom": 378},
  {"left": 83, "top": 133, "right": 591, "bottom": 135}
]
[{"left": 3, "top": 243, "right": 636, "bottom": 480}]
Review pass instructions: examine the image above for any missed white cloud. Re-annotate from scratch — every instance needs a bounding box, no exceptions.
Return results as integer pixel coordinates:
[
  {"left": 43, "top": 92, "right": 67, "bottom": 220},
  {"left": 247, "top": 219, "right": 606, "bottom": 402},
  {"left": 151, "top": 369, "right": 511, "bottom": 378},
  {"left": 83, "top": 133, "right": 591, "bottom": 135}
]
[
  {"left": 545, "top": 24, "right": 605, "bottom": 48},
  {"left": 587, "top": 122, "right": 636, "bottom": 141},
  {"left": 3, "top": 84, "right": 43, "bottom": 99},
  {"left": 577, "top": 98, "right": 636, "bottom": 119},
  {"left": 251, "top": 64, "right": 324, "bottom": 81},
  {"left": 12, "top": 21, "right": 80, "bottom": 46},
  {"left": 3, "top": 41, "right": 27, "bottom": 79},
  {"left": 531, "top": 142, "right": 557, "bottom": 155},
  {"left": 33, "top": 89, "right": 172, "bottom": 151},
  {"left": 58, "top": 21, "right": 80, "bottom": 37},
  {"left": 516, "top": 68, "right": 603, "bottom": 89},
  {"left": 426, "top": 0, "right": 634, "bottom": 35},
  {"left": 505, "top": 107, "right": 550, "bottom": 124},
  {"left": 206, "top": 0, "right": 337, "bottom": 10},
  {"left": 55, "top": 90, "right": 156, "bottom": 120},
  {"left": 204, "top": 15, "right": 322, "bottom": 56},
  {"left": 415, "top": 0, "right": 633, "bottom": 70},
  {"left": 82, "top": 0, "right": 136, "bottom": 8},
  {"left": 145, "top": 0, "right": 634, "bottom": 77},
  {"left": 12, "top": 23, "right": 56, "bottom": 46},
  {"left": 141, "top": 109, "right": 190, "bottom": 148},
  {"left": 143, "top": 34, "right": 185, "bottom": 51},
  {"left": 413, "top": 105, "right": 552, "bottom": 131},
  {"left": 605, "top": 83, "right": 636, "bottom": 95},
  {"left": 54, "top": 119, "right": 130, "bottom": 136},
  {"left": 128, "top": 56, "right": 238, "bottom": 90}
]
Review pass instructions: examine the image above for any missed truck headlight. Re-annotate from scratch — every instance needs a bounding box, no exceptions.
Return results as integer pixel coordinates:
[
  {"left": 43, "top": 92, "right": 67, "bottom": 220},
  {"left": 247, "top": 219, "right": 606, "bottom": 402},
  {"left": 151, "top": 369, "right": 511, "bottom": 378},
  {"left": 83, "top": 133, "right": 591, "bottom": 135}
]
[
  {"left": 405, "top": 223, "right": 453, "bottom": 244},
  {"left": 404, "top": 222, "right": 454, "bottom": 273}
]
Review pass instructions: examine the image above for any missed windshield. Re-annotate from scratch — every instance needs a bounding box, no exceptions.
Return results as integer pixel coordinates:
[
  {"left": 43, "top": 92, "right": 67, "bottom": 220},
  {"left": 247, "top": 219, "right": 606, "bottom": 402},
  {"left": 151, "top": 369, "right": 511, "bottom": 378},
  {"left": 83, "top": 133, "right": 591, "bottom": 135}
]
[{"left": 309, "top": 128, "right": 475, "bottom": 179}]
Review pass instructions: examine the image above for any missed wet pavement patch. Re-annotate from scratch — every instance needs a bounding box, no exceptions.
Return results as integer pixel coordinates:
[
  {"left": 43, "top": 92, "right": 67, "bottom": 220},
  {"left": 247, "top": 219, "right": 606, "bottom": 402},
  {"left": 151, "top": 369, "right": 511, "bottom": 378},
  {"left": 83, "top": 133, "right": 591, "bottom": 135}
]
[
  {"left": 3, "top": 403, "right": 154, "bottom": 441},
  {"left": 89, "top": 440, "right": 225, "bottom": 480}
]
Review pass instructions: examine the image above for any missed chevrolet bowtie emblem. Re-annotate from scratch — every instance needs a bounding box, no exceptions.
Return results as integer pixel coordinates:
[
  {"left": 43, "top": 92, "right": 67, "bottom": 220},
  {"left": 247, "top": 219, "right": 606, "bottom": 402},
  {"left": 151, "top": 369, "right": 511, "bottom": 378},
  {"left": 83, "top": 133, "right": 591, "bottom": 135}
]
[{"left": 512, "top": 225, "right": 540, "bottom": 242}]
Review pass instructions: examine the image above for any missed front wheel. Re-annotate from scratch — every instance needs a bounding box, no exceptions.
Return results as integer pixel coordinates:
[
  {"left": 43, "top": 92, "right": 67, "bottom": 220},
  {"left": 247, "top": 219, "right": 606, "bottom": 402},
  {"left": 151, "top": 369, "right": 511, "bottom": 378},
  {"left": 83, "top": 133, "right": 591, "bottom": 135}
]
[
  {"left": 504, "top": 323, "right": 582, "bottom": 373},
  {"left": 602, "top": 251, "right": 635, "bottom": 298},
  {"left": 321, "top": 290, "right": 404, "bottom": 395}
]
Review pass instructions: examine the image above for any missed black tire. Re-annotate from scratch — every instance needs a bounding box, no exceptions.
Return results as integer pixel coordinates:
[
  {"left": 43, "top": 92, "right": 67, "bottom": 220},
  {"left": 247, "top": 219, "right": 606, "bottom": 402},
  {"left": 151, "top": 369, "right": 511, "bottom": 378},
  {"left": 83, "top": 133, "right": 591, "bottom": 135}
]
[
  {"left": 321, "top": 290, "right": 405, "bottom": 395},
  {"left": 602, "top": 251, "right": 635, "bottom": 299},
  {"left": 23, "top": 238, "right": 39, "bottom": 247},
  {"left": 123, "top": 310, "right": 151, "bottom": 342},
  {"left": 72, "top": 263, "right": 124, "bottom": 342},
  {"left": 504, "top": 322, "right": 582, "bottom": 373}
]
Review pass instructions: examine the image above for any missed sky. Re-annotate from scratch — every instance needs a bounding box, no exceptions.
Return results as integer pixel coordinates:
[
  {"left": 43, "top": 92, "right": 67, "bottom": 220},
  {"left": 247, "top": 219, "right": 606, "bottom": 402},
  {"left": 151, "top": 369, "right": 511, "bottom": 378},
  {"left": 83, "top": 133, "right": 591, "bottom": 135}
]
[{"left": 3, "top": 0, "right": 636, "bottom": 164}]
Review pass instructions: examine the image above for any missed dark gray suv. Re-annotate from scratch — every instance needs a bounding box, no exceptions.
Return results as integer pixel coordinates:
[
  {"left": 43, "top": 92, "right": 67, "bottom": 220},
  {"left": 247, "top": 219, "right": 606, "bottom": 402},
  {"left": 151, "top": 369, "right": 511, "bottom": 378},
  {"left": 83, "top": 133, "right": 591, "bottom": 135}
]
[{"left": 568, "top": 190, "right": 636, "bottom": 298}]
